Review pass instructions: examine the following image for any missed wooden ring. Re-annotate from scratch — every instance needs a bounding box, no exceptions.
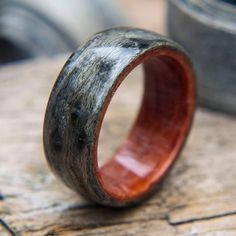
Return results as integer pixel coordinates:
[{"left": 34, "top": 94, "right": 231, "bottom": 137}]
[{"left": 43, "top": 28, "right": 196, "bottom": 207}]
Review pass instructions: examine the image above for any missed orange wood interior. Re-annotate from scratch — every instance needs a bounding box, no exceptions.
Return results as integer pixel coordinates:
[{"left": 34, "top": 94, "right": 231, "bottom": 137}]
[{"left": 99, "top": 52, "right": 195, "bottom": 202}]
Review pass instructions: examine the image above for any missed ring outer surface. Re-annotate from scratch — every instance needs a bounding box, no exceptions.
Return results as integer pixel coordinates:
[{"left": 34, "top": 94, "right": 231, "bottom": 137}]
[{"left": 43, "top": 27, "right": 196, "bottom": 207}]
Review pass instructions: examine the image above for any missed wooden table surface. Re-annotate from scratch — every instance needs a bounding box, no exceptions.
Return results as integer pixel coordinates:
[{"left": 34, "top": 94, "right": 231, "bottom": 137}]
[{"left": 0, "top": 56, "right": 236, "bottom": 236}]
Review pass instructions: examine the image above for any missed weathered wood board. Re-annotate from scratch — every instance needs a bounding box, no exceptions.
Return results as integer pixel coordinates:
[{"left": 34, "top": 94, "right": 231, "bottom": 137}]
[{"left": 0, "top": 56, "right": 236, "bottom": 236}]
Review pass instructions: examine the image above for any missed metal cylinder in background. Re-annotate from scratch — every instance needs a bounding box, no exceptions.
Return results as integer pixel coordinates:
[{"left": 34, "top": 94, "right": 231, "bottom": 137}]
[
  {"left": 167, "top": 0, "right": 236, "bottom": 115},
  {"left": 0, "top": 0, "right": 124, "bottom": 64}
]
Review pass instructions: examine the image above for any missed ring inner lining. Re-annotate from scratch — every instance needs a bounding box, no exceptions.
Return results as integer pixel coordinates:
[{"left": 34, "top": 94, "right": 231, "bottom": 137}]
[{"left": 99, "top": 54, "right": 190, "bottom": 201}]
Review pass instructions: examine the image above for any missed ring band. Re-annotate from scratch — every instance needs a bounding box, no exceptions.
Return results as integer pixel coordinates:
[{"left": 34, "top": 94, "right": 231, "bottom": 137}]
[{"left": 43, "top": 28, "right": 196, "bottom": 207}]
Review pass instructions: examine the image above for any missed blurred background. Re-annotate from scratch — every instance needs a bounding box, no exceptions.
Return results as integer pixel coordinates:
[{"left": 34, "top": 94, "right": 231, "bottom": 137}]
[
  {"left": 0, "top": 0, "right": 164, "bottom": 65},
  {"left": 1, "top": 0, "right": 235, "bottom": 115}
]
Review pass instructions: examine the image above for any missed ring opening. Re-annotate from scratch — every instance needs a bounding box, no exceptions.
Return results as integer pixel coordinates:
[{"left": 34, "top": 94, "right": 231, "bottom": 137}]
[
  {"left": 98, "top": 50, "right": 194, "bottom": 202},
  {"left": 98, "top": 65, "right": 143, "bottom": 168}
]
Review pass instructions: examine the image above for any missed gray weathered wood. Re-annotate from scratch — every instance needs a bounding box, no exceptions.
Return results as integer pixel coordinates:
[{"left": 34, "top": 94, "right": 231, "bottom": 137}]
[{"left": 43, "top": 27, "right": 195, "bottom": 207}]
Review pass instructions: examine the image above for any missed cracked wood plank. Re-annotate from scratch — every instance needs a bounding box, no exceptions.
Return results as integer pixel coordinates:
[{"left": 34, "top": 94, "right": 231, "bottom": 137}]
[{"left": 0, "top": 55, "right": 236, "bottom": 235}]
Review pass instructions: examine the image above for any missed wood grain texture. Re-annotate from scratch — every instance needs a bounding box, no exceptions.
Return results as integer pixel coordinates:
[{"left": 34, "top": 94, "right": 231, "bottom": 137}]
[
  {"left": 0, "top": 56, "right": 236, "bottom": 235},
  {"left": 43, "top": 28, "right": 195, "bottom": 206}
]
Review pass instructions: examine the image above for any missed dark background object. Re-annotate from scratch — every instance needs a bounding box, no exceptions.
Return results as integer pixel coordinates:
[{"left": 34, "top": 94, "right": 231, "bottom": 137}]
[
  {"left": 0, "top": 38, "right": 31, "bottom": 63},
  {"left": 167, "top": 0, "right": 236, "bottom": 115},
  {"left": 221, "top": 0, "right": 236, "bottom": 5}
]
